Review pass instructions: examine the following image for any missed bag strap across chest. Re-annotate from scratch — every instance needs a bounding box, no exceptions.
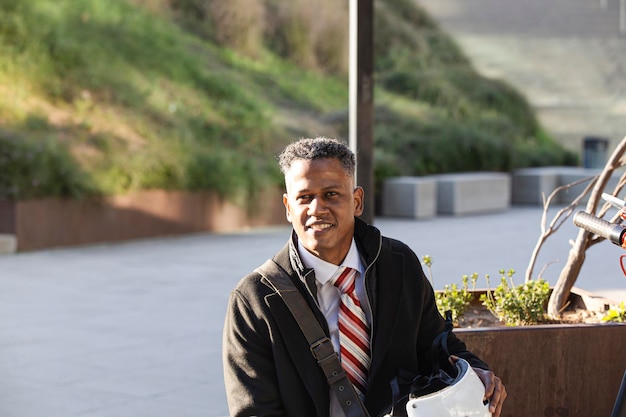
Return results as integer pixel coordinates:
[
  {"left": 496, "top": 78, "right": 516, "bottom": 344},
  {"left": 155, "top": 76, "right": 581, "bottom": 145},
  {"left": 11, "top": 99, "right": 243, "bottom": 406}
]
[{"left": 255, "top": 258, "right": 372, "bottom": 417}]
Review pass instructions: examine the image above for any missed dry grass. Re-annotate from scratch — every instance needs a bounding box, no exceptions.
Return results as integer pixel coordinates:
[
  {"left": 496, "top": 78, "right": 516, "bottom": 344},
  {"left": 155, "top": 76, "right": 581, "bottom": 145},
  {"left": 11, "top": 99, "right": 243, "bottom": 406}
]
[
  {"left": 166, "top": 0, "right": 349, "bottom": 72},
  {"left": 284, "top": 0, "right": 348, "bottom": 73},
  {"left": 209, "top": 0, "right": 266, "bottom": 57}
]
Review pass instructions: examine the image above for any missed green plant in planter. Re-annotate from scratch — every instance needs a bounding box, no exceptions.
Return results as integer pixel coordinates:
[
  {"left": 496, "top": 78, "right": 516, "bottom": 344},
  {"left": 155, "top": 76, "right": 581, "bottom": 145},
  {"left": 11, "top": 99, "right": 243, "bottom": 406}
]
[
  {"left": 603, "top": 301, "right": 626, "bottom": 323},
  {"left": 422, "top": 254, "right": 435, "bottom": 287},
  {"left": 435, "top": 272, "right": 478, "bottom": 324},
  {"left": 422, "top": 255, "right": 478, "bottom": 324},
  {"left": 481, "top": 269, "right": 550, "bottom": 326}
]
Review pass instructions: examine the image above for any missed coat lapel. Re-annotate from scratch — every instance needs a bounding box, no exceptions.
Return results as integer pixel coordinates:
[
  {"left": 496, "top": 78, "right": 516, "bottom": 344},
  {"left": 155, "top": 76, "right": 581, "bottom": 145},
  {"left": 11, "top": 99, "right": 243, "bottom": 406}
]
[
  {"left": 368, "top": 248, "right": 406, "bottom": 382},
  {"left": 264, "top": 276, "right": 330, "bottom": 415}
]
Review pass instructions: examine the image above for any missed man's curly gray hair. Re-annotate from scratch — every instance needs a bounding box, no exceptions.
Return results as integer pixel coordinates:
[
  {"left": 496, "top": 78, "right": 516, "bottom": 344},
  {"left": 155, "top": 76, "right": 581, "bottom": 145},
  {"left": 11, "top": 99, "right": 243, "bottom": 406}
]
[{"left": 278, "top": 137, "right": 356, "bottom": 177}]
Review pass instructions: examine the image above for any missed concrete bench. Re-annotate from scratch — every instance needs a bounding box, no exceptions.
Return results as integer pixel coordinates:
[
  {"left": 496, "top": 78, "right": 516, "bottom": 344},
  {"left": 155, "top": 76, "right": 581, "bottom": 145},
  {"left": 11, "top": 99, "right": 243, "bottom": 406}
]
[
  {"left": 434, "top": 172, "right": 511, "bottom": 215},
  {"left": 511, "top": 166, "right": 571, "bottom": 205},
  {"left": 381, "top": 176, "right": 437, "bottom": 219},
  {"left": 512, "top": 166, "right": 622, "bottom": 205},
  {"left": 558, "top": 167, "right": 621, "bottom": 204},
  {"left": 0, "top": 234, "right": 17, "bottom": 254}
]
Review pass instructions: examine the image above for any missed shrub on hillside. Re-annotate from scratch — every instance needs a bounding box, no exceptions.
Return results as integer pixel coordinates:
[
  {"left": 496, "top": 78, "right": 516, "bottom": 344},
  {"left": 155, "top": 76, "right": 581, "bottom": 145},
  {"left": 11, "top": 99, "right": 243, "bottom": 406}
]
[
  {"left": 0, "top": 130, "right": 93, "bottom": 200},
  {"left": 0, "top": 0, "right": 577, "bottom": 203},
  {"left": 380, "top": 69, "right": 539, "bottom": 138},
  {"left": 371, "top": 106, "right": 576, "bottom": 177}
]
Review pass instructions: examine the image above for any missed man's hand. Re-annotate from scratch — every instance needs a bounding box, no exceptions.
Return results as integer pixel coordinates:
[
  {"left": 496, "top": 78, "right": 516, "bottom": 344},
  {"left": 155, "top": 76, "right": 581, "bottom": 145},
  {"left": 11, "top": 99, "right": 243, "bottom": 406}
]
[
  {"left": 449, "top": 355, "right": 507, "bottom": 417},
  {"left": 472, "top": 367, "right": 506, "bottom": 417}
]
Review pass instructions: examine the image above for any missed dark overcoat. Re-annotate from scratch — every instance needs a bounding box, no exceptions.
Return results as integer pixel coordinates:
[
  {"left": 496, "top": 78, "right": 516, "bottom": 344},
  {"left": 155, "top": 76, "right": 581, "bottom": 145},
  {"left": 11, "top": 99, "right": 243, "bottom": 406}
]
[{"left": 223, "top": 218, "right": 489, "bottom": 417}]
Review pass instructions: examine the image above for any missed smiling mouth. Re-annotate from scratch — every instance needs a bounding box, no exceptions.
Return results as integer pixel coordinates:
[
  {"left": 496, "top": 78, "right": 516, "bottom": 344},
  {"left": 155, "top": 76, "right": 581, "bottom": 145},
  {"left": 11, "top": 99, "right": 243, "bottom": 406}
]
[{"left": 305, "top": 222, "right": 334, "bottom": 231}]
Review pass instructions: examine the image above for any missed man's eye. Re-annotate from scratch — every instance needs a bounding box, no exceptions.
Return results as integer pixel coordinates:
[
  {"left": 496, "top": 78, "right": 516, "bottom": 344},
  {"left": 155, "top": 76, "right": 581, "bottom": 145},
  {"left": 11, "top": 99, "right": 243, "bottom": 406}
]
[{"left": 298, "top": 195, "right": 312, "bottom": 202}]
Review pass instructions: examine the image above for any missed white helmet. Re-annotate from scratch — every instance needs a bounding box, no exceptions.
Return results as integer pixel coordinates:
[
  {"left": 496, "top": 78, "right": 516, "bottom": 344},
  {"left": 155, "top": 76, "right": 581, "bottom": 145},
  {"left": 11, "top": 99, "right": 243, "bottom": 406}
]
[{"left": 405, "top": 358, "right": 491, "bottom": 417}]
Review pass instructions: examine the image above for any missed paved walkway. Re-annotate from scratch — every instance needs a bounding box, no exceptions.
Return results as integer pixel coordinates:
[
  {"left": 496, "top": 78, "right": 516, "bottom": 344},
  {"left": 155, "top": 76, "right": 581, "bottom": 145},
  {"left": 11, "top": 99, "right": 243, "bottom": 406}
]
[
  {"left": 2, "top": 207, "right": 626, "bottom": 417},
  {"left": 419, "top": 0, "right": 626, "bottom": 153}
]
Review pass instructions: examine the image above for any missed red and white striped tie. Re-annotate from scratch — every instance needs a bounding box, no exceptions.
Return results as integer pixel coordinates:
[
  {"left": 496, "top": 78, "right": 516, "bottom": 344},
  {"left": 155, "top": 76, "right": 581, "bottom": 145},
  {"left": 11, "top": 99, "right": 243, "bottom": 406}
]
[{"left": 332, "top": 266, "right": 371, "bottom": 398}]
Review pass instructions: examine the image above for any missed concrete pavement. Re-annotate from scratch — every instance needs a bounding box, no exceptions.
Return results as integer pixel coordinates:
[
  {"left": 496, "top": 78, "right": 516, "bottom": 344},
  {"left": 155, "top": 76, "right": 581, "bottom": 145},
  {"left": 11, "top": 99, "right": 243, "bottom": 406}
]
[{"left": 2, "top": 206, "right": 626, "bottom": 417}]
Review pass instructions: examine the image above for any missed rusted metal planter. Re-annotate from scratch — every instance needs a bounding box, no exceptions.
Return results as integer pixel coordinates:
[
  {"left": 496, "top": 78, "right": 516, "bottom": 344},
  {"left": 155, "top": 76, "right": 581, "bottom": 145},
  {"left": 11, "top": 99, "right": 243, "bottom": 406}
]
[
  {"left": 458, "top": 323, "right": 626, "bottom": 417},
  {"left": 453, "top": 290, "right": 626, "bottom": 417},
  {"left": 0, "top": 188, "right": 287, "bottom": 252}
]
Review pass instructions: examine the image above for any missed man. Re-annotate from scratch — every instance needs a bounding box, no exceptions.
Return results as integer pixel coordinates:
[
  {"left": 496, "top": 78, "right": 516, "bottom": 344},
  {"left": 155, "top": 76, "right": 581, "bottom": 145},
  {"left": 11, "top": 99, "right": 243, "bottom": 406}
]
[{"left": 223, "top": 137, "right": 506, "bottom": 417}]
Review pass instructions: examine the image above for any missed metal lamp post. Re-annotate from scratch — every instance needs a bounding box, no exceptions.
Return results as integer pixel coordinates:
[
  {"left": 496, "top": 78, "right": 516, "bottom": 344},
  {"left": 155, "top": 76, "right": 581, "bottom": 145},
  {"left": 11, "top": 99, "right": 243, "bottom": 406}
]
[{"left": 349, "top": 0, "right": 375, "bottom": 224}]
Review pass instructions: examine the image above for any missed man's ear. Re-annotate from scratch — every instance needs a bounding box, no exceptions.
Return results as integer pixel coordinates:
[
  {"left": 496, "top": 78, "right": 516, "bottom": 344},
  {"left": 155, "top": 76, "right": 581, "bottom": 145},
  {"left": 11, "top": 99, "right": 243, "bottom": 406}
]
[
  {"left": 353, "top": 186, "right": 364, "bottom": 217},
  {"left": 283, "top": 193, "right": 293, "bottom": 223}
]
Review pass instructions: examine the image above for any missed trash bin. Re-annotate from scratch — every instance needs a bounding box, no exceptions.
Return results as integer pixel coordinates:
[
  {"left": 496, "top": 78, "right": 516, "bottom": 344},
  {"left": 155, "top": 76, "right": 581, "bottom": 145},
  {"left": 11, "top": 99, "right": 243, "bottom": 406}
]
[{"left": 583, "top": 136, "right": 609, "bottom": 169}]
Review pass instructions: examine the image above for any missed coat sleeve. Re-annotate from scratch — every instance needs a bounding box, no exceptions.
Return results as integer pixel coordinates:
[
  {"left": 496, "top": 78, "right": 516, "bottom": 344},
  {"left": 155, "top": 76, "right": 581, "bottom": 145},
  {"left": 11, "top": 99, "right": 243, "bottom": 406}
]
[
  {"left": 222, "top": 286, "right": 287, "bottom": 417},
  {"left": 385, "top": 237, "right": 490, "bottom": 373},
  {"left": 416, "top": 264, "right": 490, "bottom": 371}
]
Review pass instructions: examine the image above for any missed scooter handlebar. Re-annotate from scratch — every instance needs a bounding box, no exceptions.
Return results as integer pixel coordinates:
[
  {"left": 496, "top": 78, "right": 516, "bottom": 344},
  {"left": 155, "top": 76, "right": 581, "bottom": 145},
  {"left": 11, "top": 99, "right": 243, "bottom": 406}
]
[{"left": 573, "top": 211, "right": 626, "bottom": 247}]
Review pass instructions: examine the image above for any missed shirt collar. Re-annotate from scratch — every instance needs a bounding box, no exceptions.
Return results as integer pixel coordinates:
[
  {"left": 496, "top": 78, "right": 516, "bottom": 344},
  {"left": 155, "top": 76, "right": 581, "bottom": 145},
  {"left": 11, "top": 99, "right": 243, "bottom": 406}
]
[{"left": 297, "top": 239, "right": 363, "bottom": 286}]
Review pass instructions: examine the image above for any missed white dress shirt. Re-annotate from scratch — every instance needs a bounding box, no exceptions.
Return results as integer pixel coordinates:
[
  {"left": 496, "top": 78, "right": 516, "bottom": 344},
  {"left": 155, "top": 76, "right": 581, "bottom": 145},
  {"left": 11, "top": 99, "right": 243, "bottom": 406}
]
[{"left": 297, "top": 239, "right": 372, "bottom": 416}]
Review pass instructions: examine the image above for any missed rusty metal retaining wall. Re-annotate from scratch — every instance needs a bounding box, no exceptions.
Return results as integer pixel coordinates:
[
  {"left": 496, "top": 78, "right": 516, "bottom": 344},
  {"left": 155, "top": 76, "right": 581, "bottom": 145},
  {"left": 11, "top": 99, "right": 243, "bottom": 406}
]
[
  {"left": 457, "top": 323, "right": 626, "bottom": 417},
  {"left": 0, "top": 188, "right": 287, "bottom": 251}
]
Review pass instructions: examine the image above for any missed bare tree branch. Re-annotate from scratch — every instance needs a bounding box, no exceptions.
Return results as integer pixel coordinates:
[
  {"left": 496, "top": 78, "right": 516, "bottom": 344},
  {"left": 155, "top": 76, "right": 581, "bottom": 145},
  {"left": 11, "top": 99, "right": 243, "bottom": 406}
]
[
  {"left": 525, "top": 176, "right": 596, "bottom": 282},
  {"left": 547, "top": 136, "right": 626, "bottom": 317}
]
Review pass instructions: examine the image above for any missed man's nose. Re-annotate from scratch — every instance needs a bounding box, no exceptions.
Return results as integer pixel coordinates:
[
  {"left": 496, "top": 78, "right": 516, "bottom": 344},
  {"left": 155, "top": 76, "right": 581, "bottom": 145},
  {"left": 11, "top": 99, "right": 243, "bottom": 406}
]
[{"left": 308, "top": 196, "right": 327, "bottom": 215}]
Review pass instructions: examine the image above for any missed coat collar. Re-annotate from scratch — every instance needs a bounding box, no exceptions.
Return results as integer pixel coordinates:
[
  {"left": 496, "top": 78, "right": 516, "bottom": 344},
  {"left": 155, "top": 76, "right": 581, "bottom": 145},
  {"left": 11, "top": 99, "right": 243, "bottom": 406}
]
[{"left": 273, "top": 217, "right": 406, "bottom": 398}]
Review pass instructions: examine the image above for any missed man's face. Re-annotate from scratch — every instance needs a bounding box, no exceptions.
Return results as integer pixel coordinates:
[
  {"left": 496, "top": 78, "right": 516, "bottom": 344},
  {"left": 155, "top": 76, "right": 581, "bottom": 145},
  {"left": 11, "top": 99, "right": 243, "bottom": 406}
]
[{"left": 283, "top": 158, "right": 363, "bottom": 265}]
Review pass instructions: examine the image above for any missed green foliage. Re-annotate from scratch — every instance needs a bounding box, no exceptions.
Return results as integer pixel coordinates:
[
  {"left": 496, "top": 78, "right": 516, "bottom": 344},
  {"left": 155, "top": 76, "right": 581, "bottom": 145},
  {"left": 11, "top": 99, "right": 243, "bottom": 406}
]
[
  {"left": 373, "top": 112, "right": 513, "bottom": 176},
  {"left": 422, "top": 254, "right": 434, "bottom": 286},
  {"left": 367, "top": 0, "right": 577, "bottom": 185},
  {"left": 0, "top": 0, "right": 292, "bottom": 201},
  {"left": 603, "top": 302, "right": 626, "bottom": 323},
  {"left": 436, "top": 273, "right": 478, "bottom": 325},
  {"left": 368, "top": 104, "right": 577, "bottom": 194},
  {"left": 422, "top": 255, "right": 477, "bottom": 325},
  {"left": 0, "top": 130, "right": 93, "bottom": 199},
  {"left": 481, "top": 269, "right": 551, "bottom": 326},
  {"left": 0, "top": 0, "right": 577, "bottom": 203},
  {"left": 426, "top": 256, "right": 556, "bottom": 327},
  {"left": 378, "top": 69, "right": 539, "bottom": 136}
]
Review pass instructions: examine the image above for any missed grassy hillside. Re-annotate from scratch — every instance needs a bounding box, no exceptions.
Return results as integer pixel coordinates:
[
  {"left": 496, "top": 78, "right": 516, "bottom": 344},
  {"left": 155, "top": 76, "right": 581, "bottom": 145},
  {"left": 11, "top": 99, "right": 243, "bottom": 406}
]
[{"left": 0, "top": 0, "right": 576, "bottom": 203}]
